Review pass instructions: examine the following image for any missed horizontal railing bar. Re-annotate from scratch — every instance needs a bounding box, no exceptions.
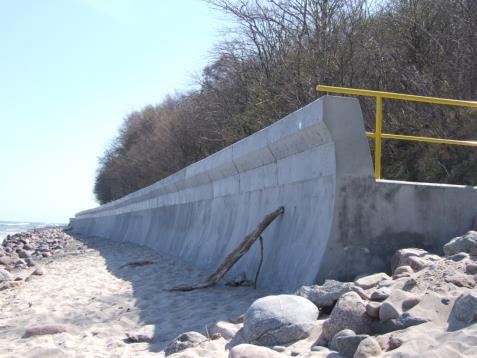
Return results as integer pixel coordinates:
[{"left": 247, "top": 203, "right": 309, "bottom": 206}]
[
  {"left": 317, "top": 85, "right": 477, "bottom": 108},
  {"left": 366, "top": 132, "right": 477, "bottom": 147}
]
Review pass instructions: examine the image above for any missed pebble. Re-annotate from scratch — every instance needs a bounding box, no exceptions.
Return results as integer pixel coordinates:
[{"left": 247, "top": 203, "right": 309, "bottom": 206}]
[
  {"left": 23, "top": 324, "right": 68, "bottom": 338},
  {"left": 388, "top": 336, "right": 403, "bottom": 350},
  {"left": 33, "top": 267, "right": 45, "bottom": 276}
]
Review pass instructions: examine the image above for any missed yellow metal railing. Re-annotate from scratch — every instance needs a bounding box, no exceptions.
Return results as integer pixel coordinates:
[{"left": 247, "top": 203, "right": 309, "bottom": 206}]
[{"left": 317, "top": 85, "right": 477, "bottom": 180}]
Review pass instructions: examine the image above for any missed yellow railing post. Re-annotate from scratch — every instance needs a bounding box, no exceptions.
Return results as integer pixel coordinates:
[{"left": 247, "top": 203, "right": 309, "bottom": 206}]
[
  {"left": 374, "top": 96, "right": 383, "bottom": 180},
  {"left": 316, "top": 84, "right": 477, "bottom": 181}
]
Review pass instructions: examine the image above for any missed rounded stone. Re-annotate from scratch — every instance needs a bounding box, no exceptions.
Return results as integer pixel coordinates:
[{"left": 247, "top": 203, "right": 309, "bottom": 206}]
[
  {"left": 379, "top": 301, "right": 401, "bottom": 321},
  {"left": 365, "top": 302, "right": 381, "bottom": 319},
  {"left": 354, "top": 273, "right": 391, "bottom": 289},
  {"left": 322, "top": 292, "right": 373, "bottom": 340},
  {"left": 393, "top": 265, "right": 413, "bottom": 277},
  {"left": 354, "top": 337, "right": 382, "bottom": 358},
  {"left": 451, "top": 292, "right": 477, "bottom": 324},
  {"left": 402, "top": 296, "right": 421, "bottom": 311},
  {"left": 370, "top": 287, "right": 390, "bottom": 301},
  {"left": 243, "top": 294, "right": 318, "bottom": 346},
  {"left": 229, "top": 344, "right": 283, "bottom": 358},
  {"left": 0, "top": 268, "right": 13, "bottom": 282}
]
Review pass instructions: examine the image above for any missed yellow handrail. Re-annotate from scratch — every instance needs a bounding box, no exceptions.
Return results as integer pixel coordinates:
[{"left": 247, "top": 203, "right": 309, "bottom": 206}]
[{"left": 316, "top": 85, "right": 477, "bottom": 180}]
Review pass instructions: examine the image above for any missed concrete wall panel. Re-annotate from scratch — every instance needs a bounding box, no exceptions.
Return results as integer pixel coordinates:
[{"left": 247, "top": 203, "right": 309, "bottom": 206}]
[{"left": 71, "top": 96, "right": 477, "bottom": 292}]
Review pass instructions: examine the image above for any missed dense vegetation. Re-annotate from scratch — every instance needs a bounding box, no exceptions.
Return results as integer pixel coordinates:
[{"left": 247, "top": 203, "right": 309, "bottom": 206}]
[{"left": 94, "top": 0, "right": 477, "bottom": 204}]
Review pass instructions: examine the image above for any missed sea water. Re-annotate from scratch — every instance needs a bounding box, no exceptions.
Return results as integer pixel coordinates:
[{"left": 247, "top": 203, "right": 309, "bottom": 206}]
[{"left": 0, "top": 221, "right": 64, "bottom": 243}]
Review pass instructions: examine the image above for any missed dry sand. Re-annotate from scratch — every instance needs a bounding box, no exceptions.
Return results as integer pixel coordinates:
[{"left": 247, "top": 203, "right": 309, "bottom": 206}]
[{"left": 0, "top": 235, "right": 267, "bottom": 357}]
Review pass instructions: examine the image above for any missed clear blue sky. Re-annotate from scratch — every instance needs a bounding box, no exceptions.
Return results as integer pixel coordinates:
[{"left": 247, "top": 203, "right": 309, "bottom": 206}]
[{"left": 0, "top": 0, "right": 225, "bottom": 223}]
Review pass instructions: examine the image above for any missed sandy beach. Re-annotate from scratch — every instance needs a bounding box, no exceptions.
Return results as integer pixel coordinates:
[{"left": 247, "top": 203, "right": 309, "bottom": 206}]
[
  {"left": 0, "top": 234, "right": 267, "bottom": 357},
  {"left": 2, "top": 229, "right": 477, "bottom": 357}
]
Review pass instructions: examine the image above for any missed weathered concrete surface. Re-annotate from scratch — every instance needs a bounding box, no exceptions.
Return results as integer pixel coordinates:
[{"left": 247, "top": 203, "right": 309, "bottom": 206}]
[{"left": 71, "top": 96, "right": 477, "bottom": 292}]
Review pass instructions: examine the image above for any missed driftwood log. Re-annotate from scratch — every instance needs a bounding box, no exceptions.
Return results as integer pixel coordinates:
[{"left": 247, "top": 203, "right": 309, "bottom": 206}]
[{"left": 165, "top": 206, "right": 285, "bottom": 292}]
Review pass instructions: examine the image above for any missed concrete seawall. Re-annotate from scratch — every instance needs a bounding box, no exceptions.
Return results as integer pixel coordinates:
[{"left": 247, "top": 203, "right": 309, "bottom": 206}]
[{"left": 71, "top": 96, "right": 477, "bottom": 292}]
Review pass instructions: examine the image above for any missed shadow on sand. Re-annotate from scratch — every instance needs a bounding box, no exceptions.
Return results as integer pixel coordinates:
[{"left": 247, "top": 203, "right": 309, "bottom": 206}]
[{"left": 72, "top": 234, "right": 267, "bottom": 352}]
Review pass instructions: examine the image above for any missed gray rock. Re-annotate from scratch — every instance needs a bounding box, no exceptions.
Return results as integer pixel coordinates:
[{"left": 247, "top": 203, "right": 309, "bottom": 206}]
[
  {"left": 354, "top": 273, "right": 391, "bottom": 289},
  {"left": 0, "top": 268, "right": 13, "bottom": 282},
  {"left": 446, "top": 274, "right": 475, "bottom": 288},
  {"left": 23, "top": 324, "right": 68, "bottom": 338},
  {"left": 125, "top": 332, "right": 152, "bottom": 343},
  {"left": 311, "top": 345, "right": 328, "bottom": 352},
  {"left": 322, "top": 292, "right": 373, "bottom": 340},
  {"left": 208, "top": 320, "right": 240, "bottom": 340},
  {"left": 18, "top": 250, "right": 31, "bottom": 258},
  {"left": 365, "top": 302, "right": 381, "bottom": 319},
  {"left": 229, "top": 344, "right": 282, "bottom": 358},
  {"left": 376, "top": 313, "right": 429, "bottom": 334},
  {"left": 271, "top": 346, "right": 286, "bottom": 352},
  {"left": 164, "top": 331, "right": 207, "bottom": 356},
  {"left": 393, "top": 265, "right": 413, "bottom": 276},
  {"left": 402, "top": 278, "right": 418, "bottom": 291},
  {"left": 23, "top": 244, "right": 34, "bottom": 251},
  {"left": 466, "top": 263, "right": 477, "bottom": 275},
  {"left": 444, "top": 231, "right": 477, "bottom": 256},
  {"left": 391, "top": 248, "right": 440, "bottom": 272},
  {"left": 402, "top": 296, "right": 421, "bottom": 311},
  {"left": 379, "top": 301, "right": 401, "bottom": 321},
  {"left": 451, "top": 292, "right": 477, "bottom": 324},
  {"left": 330, "top": 329, "right": 368, "bottom": 358},
  {"left": 32, "top": 267, "right": 44, "bottom": 276},
  {"left": 447, "top": 252, "right": 470, "bottom": 262},
  {"left": 0, "top": 256, "right": 12, "bottom": 267},
  {"left": 243, "top": 295, "right": 318, "bottom": 346},
  {"left": 25, "top": 258, "right": 36, "bottom": 267},
  {"left": 329, "top": 329, "right": 355, "bottom": 350},
  {"left": 370, "top": 287, "right": 390, "bottom": 301},
  {"left": 353, "top": 337, "right": 382, "bottom": 358},
  {"left": 350, "top": 286, "right": 371, "bottom": 300},
  {"left": 295, "top": 280, "right": 353, "bottom": 309},
  {"left": 0, "top": 281, "right": 21, "bottom": 291},
  {"left": 388, "top": 336, "right": 403, "bottom": 350}
]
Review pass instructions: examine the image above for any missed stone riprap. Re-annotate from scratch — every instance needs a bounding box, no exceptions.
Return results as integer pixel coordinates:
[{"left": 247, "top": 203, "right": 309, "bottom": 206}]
[{"left": 70, "top": 95, "right": 477, "bottom": 291}]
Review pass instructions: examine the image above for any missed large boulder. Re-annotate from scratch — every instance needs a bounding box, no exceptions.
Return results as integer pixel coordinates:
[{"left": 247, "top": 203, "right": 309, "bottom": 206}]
[
  {"left": 295, "top": 280, "right": 353, "bottom": 309},
  {"left": 243, "top": 294, "right": 318, "bottom": 346},
  {"left": 451, "top": 292, "right": 477, "bottom": 324},
  {"left": 322, "top": 292, "right": 373, "bottom": 340},
  {"left": 229, "top": 344, "right": 282, "bottom": 358},
  {"left": 444, "top": 231, "right": 477, "bottom": 256}
]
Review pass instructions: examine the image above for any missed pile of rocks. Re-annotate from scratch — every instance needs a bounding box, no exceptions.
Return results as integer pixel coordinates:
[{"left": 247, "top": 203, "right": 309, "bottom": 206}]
[
  {"left": 161, "top": 231, "right": 477, "bottom": 357},
  {"left": 0, "top": 228, "right": 81, "bottom": 290}
]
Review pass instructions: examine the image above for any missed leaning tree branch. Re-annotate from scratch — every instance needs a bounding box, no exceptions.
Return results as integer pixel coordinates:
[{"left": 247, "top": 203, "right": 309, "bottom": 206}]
[{"left": 165, "top": 206, "right": 284, "bottom": 292}]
